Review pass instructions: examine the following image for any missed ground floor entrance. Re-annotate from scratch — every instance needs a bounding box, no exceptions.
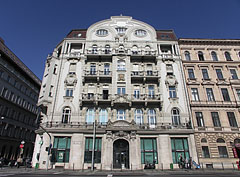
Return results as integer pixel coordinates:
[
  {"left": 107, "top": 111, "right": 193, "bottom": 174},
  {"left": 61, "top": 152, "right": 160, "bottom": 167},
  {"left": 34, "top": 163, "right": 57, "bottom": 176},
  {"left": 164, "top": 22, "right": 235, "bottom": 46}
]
[{"left": 113, "top": 139, "right": 129, "bottom": 169}]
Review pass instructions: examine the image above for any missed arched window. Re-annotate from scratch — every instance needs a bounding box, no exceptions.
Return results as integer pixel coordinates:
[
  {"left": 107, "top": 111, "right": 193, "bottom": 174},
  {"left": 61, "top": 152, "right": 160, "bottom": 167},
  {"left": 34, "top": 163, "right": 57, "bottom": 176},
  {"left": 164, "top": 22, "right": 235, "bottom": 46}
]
[
  {"left": 135, "top": 109, "right": 143, "bottom": 124},
  {"left": 211, "top": 51, "right": 218, "bottom": 61},
  {"left": 184, "top": 51, "right": 191, "bottom": 61},
  {"left": 148, "top": 109, "right": 156, "bottom": 126},
  {"left": 62, "top": 107, "right": 71, "bottom": 123},
  {"left": 216, "top": 138, "right": 225, "bottom": 143},
  {"left": 172, "top": 108, "right": 180, "bottom": 126},
  {"left": 198, "top": 51, "right": 204, "bottom": 61},
  {"left": 92, "top": 45, "right": 98, "bottom": 54},
  {"left": 117, "top": 109, "right": 125, "bottom": 120},
  {"left": 105, "top": 45, "right": 111, "bottom": 54},
  {"left": 99, "top": 109, "right": 108, "bottom": 124},
  {"left": 117, "top": 60, "right": 125, "bottom": 70},
  {"left": 225, "top": 51, "right": 232, "bottom": 61},
  {"left": 201, "top": 138, "right": 207, "bottom": 143},
  {"left": 86, "top": 108, "right": 95, "bottom": 124},
  {"left": 145, "top": 45, "right": 151, "bottom": 55},
  {"left": 132, "top": 45, "right": 138, "bottom": 55}
]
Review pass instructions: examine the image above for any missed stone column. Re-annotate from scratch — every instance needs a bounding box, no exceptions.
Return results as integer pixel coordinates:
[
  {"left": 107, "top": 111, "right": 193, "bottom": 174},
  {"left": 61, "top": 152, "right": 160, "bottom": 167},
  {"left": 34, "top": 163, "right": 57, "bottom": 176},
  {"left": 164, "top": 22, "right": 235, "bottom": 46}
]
[
  {"left": 158, "top": 135, "right": 171, "bottom": 169},
  {"left": 102, "top": 135, "right": 113, "bottom": 170}
]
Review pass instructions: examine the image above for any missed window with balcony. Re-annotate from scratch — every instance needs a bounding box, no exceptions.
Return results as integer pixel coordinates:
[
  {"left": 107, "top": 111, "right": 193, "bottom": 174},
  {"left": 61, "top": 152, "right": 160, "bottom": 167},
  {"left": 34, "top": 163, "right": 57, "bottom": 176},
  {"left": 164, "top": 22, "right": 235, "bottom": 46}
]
[
  {"left": 99, "top": 109, "right": 108, "bottom": 124},
  {"left": 202, "top": 146, "right": 210, "bottom": 158},
  {"left": 146, "top": 64, "right": 153, "bottom": 76},
  {"left": 227, "top": 112, "right": 238, "bottom": 127},
  {"left": 132, "top": 45, "right": 138, "bottom": 55},
  {"left": 230, "top": 69, "right": 238, "bottom": 79},
  {"left": 172, "top": 108, "right": 180, "bottom": 126},
  {"left": 135, "top": 109, "right": 143, "bottom": 124},
  {"left": 191, "top": 88, "right": 199, "bottom": 101},
  {"left": 184, "top": 51, "right": 191, "bottom": 61},
  {"left": 104, "top": 64, "right": 110, "bottom": 75},
  {"left": 132, "top": 64, "right": 139, "bottom": 75},
  {"left": 117, "top": 87, "right": 126, "bottom": 95},
  {"left": 134, "top": 87, "right": 140, "bottom": 99},
  {"left": 66, "top": 88, "right": 73, "bottom": 97},
  {"left": 202, "top": 69, "right": 209, "bottom": 80},
  {"left": 86, "top": 108, "right": 95, "bottom": 124},
  {"left": 84, "top": 137, "right": 102, "bottom": 163},
  {"left": 148, "top": 109, "right": 156, "bottom": 126},
  {"left": 169, "top": 86, "right": 177, "bottom": 98},
  {"left": 221, "top": 88, "right": 230, "bottom": 101},
  {"left": 211, "top": 112, "right": 221, "bottom": 127},
  {"left": 105, "top": 45, "right": 111, "bottom": 54},
  {"left": 148, "top": 85, "right": 155, "bottom": 98},
  {"left": 216, "top": 69, "right": 224, "bottom": 80},
  {"left": 62, "top": 107, "right": 71, "bottom": 123},
  {"left": 198, "top": 51, "right": 204, "bottom": 61},
  {"left": 225, "top": 51, "right": 232, "bottom": 61},
  {"left": 117, "top": 60, "right": 125, "bottom": 70},
  {"left": 52, "top": 137, "right": 71, "bottom": 163},
  {"left": 206, "top": 88, "right": 215, "bottom": 101},
  {"left": 117, "top": 109, "right": 125, "bottom": 120},
  {"left": 211, "top": 51, "right": 218, "bottom": 61},
  {"left": 90, "top": 64, "right": 96, "bottom": 75},
  {"left": 196, "top": 112, "right": 205, "bottom": 127},
  {"left": 188, "top": 69, "right": 195, "bottom": 79},
  {"left": 92, "top": 45, "right": 98, "bottom": 54}
]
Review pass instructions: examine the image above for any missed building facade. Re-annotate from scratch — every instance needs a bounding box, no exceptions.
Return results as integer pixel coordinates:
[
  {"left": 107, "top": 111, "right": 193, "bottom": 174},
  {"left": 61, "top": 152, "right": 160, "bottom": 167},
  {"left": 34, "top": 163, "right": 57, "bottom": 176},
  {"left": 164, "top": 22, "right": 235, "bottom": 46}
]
[
  {"left": 32, "top": 16, "right": 198, "bottom": 170},
  {"left": 179, "top": 38, "right": 240, "bottom": 168},
  {"left": 0, "top": 38, "right": 41, "bottom": 161}
]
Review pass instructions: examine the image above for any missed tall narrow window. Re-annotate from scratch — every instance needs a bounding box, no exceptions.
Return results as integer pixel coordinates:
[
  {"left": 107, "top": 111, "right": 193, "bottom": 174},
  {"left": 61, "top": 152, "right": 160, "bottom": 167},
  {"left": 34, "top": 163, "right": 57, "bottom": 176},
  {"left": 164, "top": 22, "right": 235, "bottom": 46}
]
[
  {"left": 169, "top": 86, "right": 177, "bottom": 98},
  {"left": 191, "top": 88, "right": 199, "bottom": 101},
  {"left": 211, "top": 112, "right": 221, "bottom": 127},
  {"left": 195, "top": 112, "right": 205, "bottom": 127},
  {"left": 49, "top": 86, "right": 54, "bottom": 97},
  {"left": 148, "top": 109, "right": 156, "bottom": 126},
  {"left": 216, "top": 69, "right": 224, "bottom": 80},
  {"left": 225, "top": 51, "right": 232, "bottom": 61},
  {"left": 135, "top": 109, "right": 143, "bottom": 124},
  {"left": 184, "top": 51, "right": 191, "bottom": 61},
  {"left": 206, "top": 88, "right": 215, "bottom": 101},
  {"left": 90, "top": 64, "right": 96, "bottom": 75},
  {"left": 198, "top": 51, "right": 204, "bottom": 61},
  {"left": 86, "top": 108, "right": 95, "bottom": 124},
  {"left": 171, "top": 138, "right": 190, "bottom": 164},
  {"left": 211, "top": 51, "right": 218, "bottom": 61},
  {"left": 52, "top": 137, "right": 71, "bottom": 163},
  {"left": 146, "top": 64, "right": 153, "bottom": 76},
  {"left": 172, "top": 108, "right": 180, "bottom": 126},
  {"left": 148, "top": 85, "right": 155, "bottom": 98},
  {"left": 66, "top": 88, "right": 73, "bottom": 97},
  {"left": 84, "top": 138, "right": 102, "bottom": 163},
  {"left": 133, "top": 64, "right": 139, "bottom": 75},
  {"left": 62, "top": 107, "right": 71, "bottom": 123},
  {"left": 221, "top": 88, "right": 230, "bottom": 101},
  {"left": 188, "top": 69, "right": 195, "bottom": 79},
  {"left": 202, "top": 69, "right": 209, "bottom": 80},
  {"left": 134, "top": 86, "right": 140, "bottom": 99},
  {"left": 227, "top": 112, "right": 238, "bottom": 127},
  {"left": 92, "top": 45, "right": 98, "bottom": 54},
  {"left": 117, "top": 109, "right": 125, "bottom": 120},
  {"left": 230, "top": 69, "right": 238, "bottom": 79},
  {"left": 104, "top": 64, "right": 110, "bottom": 75},
  {"left": 105, "top": 45, "right": 111, "bottom": 54},
  {"left": 99, "top": 109, "right": 108, "bottom": 124},
  {"left": 140, "top": 138, "right": 158, "bottom": 164}
]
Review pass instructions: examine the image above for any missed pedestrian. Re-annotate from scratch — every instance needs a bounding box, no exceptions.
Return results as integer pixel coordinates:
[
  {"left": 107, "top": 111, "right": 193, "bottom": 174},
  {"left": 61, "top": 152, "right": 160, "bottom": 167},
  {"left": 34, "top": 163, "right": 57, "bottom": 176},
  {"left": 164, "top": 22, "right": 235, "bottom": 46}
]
[
  {"left": 188, "top": 157, "right": 192, "bottom": 169},
  {"left": 17, "top": 157, "right": 22, "bottom": 168},
  {"left": 0, "top": 157, "right": 3, "bottom": 168},
  {"left": 178, "top": 154, "right": 184, "bottom": 169}
]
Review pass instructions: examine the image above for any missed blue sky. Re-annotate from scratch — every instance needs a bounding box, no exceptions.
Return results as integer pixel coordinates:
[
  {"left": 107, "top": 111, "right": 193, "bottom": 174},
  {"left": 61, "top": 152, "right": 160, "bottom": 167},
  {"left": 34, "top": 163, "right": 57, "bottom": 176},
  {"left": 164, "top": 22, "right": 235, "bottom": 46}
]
[{"left": 1, "top": 0, "right": 240, "bottom": 80}]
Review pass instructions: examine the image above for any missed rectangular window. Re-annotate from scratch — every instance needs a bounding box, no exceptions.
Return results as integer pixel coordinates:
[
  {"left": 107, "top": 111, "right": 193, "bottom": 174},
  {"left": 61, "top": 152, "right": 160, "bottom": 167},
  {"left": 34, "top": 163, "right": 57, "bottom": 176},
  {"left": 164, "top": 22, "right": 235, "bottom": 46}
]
[
  {"left": 188, "top": 69, "right": 195, "bottom": 79},
  {"left": 227, "top": 112, "right": 238, "bottom": 127},
  {"left": 140, "top": 138, "right": 158, "bottom": 164},
  {"left": 148, "top": 85, "right": 155, "bottom": 98},
  {"left": 230, "top": 69, "right": 238, "bottom": 79},
  {"left": 206, "top": 88, "right": 215, "bottom": 101},
  {"left": 90, "top": 64, "right": 96, "bottom": 75},
  {"left": 191, "top": 88, "right": 199, "bottom": 101},
  {"left": 195, "top": 112, "right": 205, "bottom": 127},
  {"left": 146, "top": 64, "right": 153, "bottom": 76},
  {"left": 218, "top": 146, "right": 228, "bottom": 158},
  {"left": 169, "top": 86, "right": 177, "bottom": 98},
  {"left": 236, "top": 89, "right": 240, "bottom": 101},
  {"left": 66, "top": 88, "right": 73, "bottom": 97},
  {"left": 52, "top": 137, "right": 71, "bottom": 163},
  {"left": 104, "top": 64, "right": 110, "bottom": 75},
  {"left": 171, "top": 138, "right": 190, "bottom": 164},
  {"left": 134, "top": 87, "right": 140, "bottom": 99},
  {"left": 211, "top": 112, "right": 221, "bottom": 127},
  {"left": 84, "top": 138, "right": 102, "bottom": 163},
  {"left": 117, "top": 109, "right": 125, "bottom": 120},
  {"left": 117, "top": 87, "right": 126, "bottom": 95},
  {"left": 49, "top": 85, "right": 54, "bottom": 97},
  {"left": 202, "top": 146, "right": 210, "bottom": 158},
  {"left": 216, "top": 69, "right": 224, "bottom": 80},
  {"left": 202, "top": 69, "right": 209, "bottom": 80},
  {"left": 221, "top": 88, "right": 230, "bottom": 101}
]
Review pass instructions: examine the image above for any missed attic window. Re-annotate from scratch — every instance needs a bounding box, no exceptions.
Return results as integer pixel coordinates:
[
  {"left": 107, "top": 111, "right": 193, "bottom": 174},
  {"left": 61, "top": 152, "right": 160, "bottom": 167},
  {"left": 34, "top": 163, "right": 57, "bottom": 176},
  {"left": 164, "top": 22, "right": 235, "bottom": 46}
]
[
  {"left": 161, "top": 34, "right": 169, "bottom": 39},
  {"left": 96, "top": 29, "right": 108, "bottom": 36},
  {"left": 116, "top": 27, "right": 127, "bottom": 35},
  {"left": 135, "top": 29, "right": 147, "bottom": 37}
]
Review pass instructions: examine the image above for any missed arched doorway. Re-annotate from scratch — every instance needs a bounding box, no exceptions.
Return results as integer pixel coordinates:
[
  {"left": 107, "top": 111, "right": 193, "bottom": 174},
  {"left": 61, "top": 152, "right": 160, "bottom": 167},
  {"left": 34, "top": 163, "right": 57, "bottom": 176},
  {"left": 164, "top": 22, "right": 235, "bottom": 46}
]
[{"left": 113, "top": 139, "right": 129, "bottom": 169}]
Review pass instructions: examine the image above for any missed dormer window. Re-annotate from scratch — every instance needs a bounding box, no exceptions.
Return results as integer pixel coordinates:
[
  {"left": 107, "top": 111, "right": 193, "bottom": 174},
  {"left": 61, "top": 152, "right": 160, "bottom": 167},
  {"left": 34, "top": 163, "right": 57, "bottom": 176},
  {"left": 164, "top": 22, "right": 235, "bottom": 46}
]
[
  {"left": 116, "top": 27, "right": 127, "bottom": 35},
  {"left": 135, "top": 29, "right": 147, "bottom": 37},
  {"left": 96, "top": 29, "right": 108, "bottom": 36}
]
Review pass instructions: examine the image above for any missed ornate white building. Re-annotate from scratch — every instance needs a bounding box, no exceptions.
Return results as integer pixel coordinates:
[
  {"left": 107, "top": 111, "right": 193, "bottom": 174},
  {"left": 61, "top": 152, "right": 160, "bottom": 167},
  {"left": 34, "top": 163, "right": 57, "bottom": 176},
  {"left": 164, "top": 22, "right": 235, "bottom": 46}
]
[{"left": 32, "top": 16, "right": 197, "bottom": 170}]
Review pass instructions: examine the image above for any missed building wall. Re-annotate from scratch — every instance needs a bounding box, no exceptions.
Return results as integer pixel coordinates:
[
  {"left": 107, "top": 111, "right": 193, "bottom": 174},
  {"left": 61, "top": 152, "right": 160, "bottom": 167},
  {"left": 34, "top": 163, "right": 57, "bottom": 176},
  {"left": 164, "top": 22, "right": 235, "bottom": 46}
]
[{"left": 179, "top": 39, "right": 240, "bottom": 168}]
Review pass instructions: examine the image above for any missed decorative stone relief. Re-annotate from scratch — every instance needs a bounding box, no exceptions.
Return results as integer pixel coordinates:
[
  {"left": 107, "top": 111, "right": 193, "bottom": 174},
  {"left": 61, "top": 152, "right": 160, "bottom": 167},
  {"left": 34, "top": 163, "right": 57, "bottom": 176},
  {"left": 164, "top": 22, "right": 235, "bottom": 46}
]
[
  {"left": 118, "top": 74, "right": 125, "bottom": 81},
  {"left": 165, "top": 75, "right": 178, "bottom": 86},
  {"left": 65, "top": 74, "right": 77, "bottom": 86}
]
